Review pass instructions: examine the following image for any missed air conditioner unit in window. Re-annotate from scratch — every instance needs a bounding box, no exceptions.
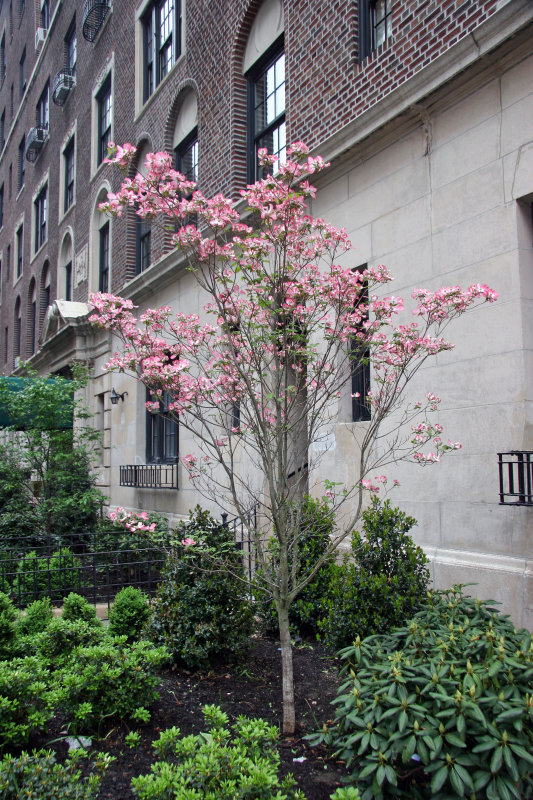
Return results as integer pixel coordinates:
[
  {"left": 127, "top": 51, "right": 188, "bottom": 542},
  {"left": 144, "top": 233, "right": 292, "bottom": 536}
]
[
  {"left": 35, "top": 27, "right": 47, "bottom": 52},
  {"left": 25, "top": 126, "right": 49, "bottom": 162},
  {"left": 52, "top": 71, "right": 76, "bottom": 106}
]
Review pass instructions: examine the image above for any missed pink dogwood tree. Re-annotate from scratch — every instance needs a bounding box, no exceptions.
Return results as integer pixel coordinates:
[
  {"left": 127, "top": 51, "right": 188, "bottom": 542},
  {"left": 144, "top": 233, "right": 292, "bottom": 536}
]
[{"left": 90, "top": 142, "right": 497, "bottom": 734}]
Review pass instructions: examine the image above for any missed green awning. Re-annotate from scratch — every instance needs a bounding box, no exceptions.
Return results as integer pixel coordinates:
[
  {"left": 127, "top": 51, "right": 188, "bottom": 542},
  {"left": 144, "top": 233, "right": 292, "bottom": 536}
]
[{"left": 0, "top": 377, "right": 73, "bottom": 430}]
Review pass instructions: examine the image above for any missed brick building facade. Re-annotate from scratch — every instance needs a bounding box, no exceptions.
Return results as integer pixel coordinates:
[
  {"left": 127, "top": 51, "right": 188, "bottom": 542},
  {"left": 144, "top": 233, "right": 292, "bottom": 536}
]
[{"left": 0, "top": 0, "right": 532, "bottom": 623}]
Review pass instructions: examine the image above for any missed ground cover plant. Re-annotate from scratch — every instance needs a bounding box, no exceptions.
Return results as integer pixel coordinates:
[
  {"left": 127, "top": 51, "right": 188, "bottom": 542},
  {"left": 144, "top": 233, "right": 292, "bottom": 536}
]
[
  {"left": 0, "top": 748, "right": 114, "bottom": 800},
  {"left": 91, "top": 140, "right": 497, "bottom": 732},
  {"left": 311, "top": 585, "right": 533, "bottom": 799}
]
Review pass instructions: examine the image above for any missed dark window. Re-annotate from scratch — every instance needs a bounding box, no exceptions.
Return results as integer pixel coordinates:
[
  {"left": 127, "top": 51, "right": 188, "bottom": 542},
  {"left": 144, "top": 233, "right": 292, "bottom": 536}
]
[
  {"left": 3, "top": 327, "right": 7, "bottom": 363},
  {"left": 19, "top": 47, "right": 26, "bottom": 98},
  {"left": 65, "top": 261, "right": 72, "bottom": 301},
  {"left": 142, "top": 0, "right": 182, "bottom": 102},
  {"left": 99, "top": 221, "right": 109, "bottom": 292},
  {"left": 351, "top": 272, "right": 371, "bottom": 422},
  {"left": 29, "top": 295, "right": 36, "bottom": 354},
  {"left": 10, "top": 84, "right": 13, "bottom": 119},
  {"left": 18, "top": 136, "right": 25, "bottom": 190},
  {"left": 40, "top": 0, "right": 49, "bottom": 28},
  {"left": 18, "top": 0, "right": 24, "bottom": 24},
  {"left": 0, "top": 109, "right": 5, "bottom": 149},
  {"left": 175, "top": 130, "right": 198, "bottom": 184},
  {"left": 136, "top": 218, "right": 151, "bottom": 275},
  {"left": 8, "top": 165, "right": 12, "bottom": 198},
  {"left": 14, "top": 302, "right": 21, "bottom": 362},
  {"left": 359, "top": 0, "right": 392, "bottom": 62},
  {"left": 97, "top": 75, "right": 112, "bottom": 165},
  {"left": 64, "top": 137, "right": 75, "bottom": 212},
  {"left": 65, "top": 19, "right": 76, "bottom": 78},
  {"left": 6, "top": 244, "right": 10, "bottom": 280},
  {"left": 247, "top": 41, "right": 285, "bottom": 182},
  {"left": 146, "top": 390, "right": 178, "bottom": 463},
  {"left": 34, "top": 184, "right": 47, "bottom": 252},
  {"left": 16, "top": 224, "right": 23, "bottom": 279},
  {"left": 9, "top": 1, "right": 12, "bottom": 37},
  {"left": 36, "top": 81, "right": 49, "bottom": 129},
  {"left": 0, "top": 184, "right": 3, "bottom": 228},
  {"left": 0, "top": 35, "right": 5, "bottom": 86}
]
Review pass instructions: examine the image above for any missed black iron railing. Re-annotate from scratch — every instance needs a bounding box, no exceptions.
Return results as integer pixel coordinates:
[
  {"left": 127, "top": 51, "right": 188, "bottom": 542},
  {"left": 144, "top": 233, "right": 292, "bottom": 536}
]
[
  {"left": 0, "top": 529, "right": 167, "bottom": 609},
  {"left": 498, "top": 451, "right": 533, "bottom": 506},
  {"left": 120, "top": 463, "right": 178, "bottom": 489},
  {"left": 25, "top": 126, "right": 48, "bottom": 162},
  {"left": 82, "top": 0, "right": 111, "bottom": 42},
  {"left": 52, "top": 70, "right": 75, "bottom": 106},
  {"left": 221, "top": 506, "right": 258, "bottom": 585}
]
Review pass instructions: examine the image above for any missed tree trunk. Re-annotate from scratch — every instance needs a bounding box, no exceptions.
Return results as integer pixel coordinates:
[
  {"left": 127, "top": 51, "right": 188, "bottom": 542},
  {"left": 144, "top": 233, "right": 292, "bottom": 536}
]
[{"left": 278, "top": 604, "right": 295, "bottom": 735}]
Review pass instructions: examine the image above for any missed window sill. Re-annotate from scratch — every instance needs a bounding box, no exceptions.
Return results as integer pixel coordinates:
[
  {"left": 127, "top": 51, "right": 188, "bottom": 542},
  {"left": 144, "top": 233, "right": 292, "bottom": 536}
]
[
  {"left": 59, "top": 201, "right": 76, "bottom": 226},
  {"left": 30, "top": 239, "right": 48, "bottom": 265},
  {"left": 134, "top": 54, "right": 183, "bottom": 123}
]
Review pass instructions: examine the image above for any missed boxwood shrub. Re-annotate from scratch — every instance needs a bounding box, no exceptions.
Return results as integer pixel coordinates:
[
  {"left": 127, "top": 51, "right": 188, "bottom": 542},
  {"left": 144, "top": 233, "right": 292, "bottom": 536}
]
[{"left": 145, "top": 506, "right": 254, "bottom": 670}]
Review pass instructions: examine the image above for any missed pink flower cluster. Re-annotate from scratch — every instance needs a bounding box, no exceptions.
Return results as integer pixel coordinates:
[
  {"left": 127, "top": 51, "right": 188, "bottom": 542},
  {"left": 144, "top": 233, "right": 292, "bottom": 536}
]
[
  {"left": 89, "top": 140, "right": 498, "bottom": 487},
  {"left": 108, "top": 507, "right": 156, "bottom": 533}
]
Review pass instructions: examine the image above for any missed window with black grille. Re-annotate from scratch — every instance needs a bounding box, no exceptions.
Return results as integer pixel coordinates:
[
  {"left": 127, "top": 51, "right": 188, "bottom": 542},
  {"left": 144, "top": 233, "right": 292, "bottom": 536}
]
[
  {"left": 358, "top": 0, "right": 392, "bottom": 62},
  {"left": 97, "top": 75, "right": 112, "bottom": 166},
  {"left": 34, "top": 184, "right": 47, "bottom": 252},
  {"left": 99, "top": 221, "right": 109, "bottom": 292},
  {"left": 64, "top": 137, "right": 75, "bottom": 212},
  {"left": 247, "top": 39, "right": 285, "bottom": 182},
  {"left": 142, "top": 0, "right": 182, "bottom": 102},
  {"left": 146, "top": 389, "right": 178, "bottom": 463}
]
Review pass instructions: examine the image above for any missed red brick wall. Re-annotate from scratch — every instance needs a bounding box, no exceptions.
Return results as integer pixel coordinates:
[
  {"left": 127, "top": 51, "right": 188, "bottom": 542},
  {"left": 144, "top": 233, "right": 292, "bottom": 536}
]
[{"left": 0, "top": 0, "right": 505, "bottom": 369}]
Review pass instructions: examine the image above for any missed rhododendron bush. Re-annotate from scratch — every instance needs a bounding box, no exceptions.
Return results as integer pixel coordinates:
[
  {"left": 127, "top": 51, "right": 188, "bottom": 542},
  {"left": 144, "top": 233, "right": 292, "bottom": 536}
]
[{"left": 89, "top": 142, "right": 497, "bottom": 733}]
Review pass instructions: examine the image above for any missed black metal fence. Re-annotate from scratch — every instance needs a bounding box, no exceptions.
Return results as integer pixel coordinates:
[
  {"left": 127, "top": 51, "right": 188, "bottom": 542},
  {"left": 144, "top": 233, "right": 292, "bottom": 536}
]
[
  {"left": 0, "top": 530, "right": 166, "bottom": 609},
  {"left": 221, "top": 506, "right": 257, "bottom": 586},
  {"left": 1, "top": 509, "right": 259, "bottom": 610},
  {"left": 498, "top": 451, "right": 533, "bottom": 506}
]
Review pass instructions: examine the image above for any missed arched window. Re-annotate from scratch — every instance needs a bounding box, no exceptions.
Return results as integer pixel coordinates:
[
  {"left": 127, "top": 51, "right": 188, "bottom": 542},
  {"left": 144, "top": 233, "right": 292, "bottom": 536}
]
[
  {"left": 27, "top": 278, "right": 37, "bottom": 356},
  {"left": 39, "top": 261, "right": 51, "bottom": 332},
  {"left": 134, "top": 142, "right": 152, "bottom": 275},
  {"left": 244, "top": 0, "right": 285, "bottom": 182},
  {"left": 59, "top": 230, "right": 73, "bottom": 301},
  {"left": 173, "top": 91, "right": 198, "bottom": 186}
]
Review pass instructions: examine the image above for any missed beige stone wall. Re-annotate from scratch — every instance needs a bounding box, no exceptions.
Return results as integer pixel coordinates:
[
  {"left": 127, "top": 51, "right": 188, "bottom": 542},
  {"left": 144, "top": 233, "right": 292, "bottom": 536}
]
[{"left": 311, "top": 52, "right": 533, "bottom": 627}]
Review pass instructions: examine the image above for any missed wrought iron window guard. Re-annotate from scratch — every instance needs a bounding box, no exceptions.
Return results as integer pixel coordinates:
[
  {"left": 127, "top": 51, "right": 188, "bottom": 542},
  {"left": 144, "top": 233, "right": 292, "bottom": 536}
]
[
  {"left": 52, "top": 70, "right": 75, "bottom": 106},
  {"left": 120, "top": 463, "right": 178, "bottom": 490},
  {"left": 82, "top": 0, "right": 111, "bottom": 42},
  {"left": 498, "top": 451, "right": 533, "bottom": 506},
  {"left": 25, "top": 126, "right": 49, "bottom": 162}
]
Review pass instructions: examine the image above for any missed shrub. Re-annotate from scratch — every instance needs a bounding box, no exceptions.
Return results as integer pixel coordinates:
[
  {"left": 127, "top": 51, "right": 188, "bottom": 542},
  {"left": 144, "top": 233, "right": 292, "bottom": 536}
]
[
  {"left": 131, "top": 704, "right": 306, "bottom": 800},
  {"left": 0, "top": 592, "right": 16, "bottom": 659},
  {"left": 57, "top": 639, "right": 168, "bottom": 732},
  {"left": 310, "top": 586, "right": 533, "bottom": 800},
  {"left": 255, "top": 496, "right": 336, "bottom": 637},
  {"left": 146, "top": 506, "right": 254, "bottom": 670},
  {"left": 37, "top": 618, "right": 105, "bottom": 663},
  {"left": 108, "top": 586, "right": 150, "bottom": 641},
  {"left": 318, "top": 498, "right": 429, "bottom": 650},
  {"left": 0, "top": 656, "right": 56, "bottom": 748},
  {"left": 18, "top": 596, "right": 54, "bottom": 636},
  {"left": 61, "top": 593, "right": 99, "bottom": 625},
  {"left": 0, "top": 748, "right": 113, "bottom": 799},
  {"left": 11, "top": 549, "right": 85, "bottom": 605}
]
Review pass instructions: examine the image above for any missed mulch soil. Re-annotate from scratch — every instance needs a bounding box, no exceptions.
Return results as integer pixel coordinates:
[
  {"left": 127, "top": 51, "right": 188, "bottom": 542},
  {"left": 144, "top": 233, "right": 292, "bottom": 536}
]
[{"left": 31, "top": 636, "right": 350, "bottom": 799}]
